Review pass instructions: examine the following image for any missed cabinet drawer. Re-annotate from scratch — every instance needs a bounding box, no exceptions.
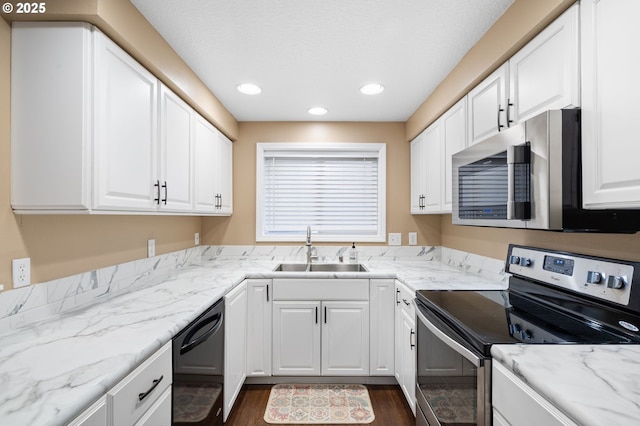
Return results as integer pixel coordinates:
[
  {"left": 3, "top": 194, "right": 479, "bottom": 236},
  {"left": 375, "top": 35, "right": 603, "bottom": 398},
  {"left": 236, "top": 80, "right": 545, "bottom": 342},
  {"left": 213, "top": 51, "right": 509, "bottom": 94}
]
[
  {"left": 397, "top": 283, "right": 415, "bottom": 318},
  {"left": 493, "top": 362, "right": 576, "bottom": 426},
  {"left": 108, "top": 342, "right": 172, "bottom": 426},
  {"left": 134, "top": 387, "right": 172, "bottom": 426},
  {"left": 273, "top": 279, "right": 369, "bottom": 300}
]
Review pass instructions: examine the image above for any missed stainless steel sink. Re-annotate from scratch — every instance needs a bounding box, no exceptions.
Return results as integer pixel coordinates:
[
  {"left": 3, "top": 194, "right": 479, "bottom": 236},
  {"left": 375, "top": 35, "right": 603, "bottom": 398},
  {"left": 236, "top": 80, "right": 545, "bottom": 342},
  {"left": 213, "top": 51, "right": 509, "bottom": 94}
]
[{"left": 273, "top": 263, "right": 368, "bottom": 272}]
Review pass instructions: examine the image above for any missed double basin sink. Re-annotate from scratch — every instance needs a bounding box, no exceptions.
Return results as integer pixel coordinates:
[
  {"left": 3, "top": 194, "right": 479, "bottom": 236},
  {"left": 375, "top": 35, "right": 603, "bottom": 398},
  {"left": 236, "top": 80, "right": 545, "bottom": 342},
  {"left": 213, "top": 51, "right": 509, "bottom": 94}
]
[{"left": 273, "top": 263, "right": 368, "bottom": 272}]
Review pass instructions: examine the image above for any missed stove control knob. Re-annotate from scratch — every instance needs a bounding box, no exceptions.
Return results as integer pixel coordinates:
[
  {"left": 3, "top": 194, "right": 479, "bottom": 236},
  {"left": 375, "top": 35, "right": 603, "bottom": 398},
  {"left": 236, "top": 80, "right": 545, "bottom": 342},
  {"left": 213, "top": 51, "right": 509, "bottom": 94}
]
[
  {"left": 586, "top": 271, "right": 602, "bottom": 284},
  {"left": 520, "top": 329, "right": 533, "bottom": 340},
  {"left": 509, "top": 255, "right": 521, "bottom": 265},
  {"left": 607, "top": 275, "right": 626, "bottom": 290},
  {"left": 519, "top": 257, "right": 532, "bottom": 267}
]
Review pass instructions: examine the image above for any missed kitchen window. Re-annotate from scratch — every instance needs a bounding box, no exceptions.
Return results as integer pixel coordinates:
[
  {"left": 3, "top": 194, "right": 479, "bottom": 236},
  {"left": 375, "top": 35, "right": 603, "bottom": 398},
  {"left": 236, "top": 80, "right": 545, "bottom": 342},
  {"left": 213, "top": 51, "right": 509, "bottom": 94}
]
[{"left": 256, "top": 143, "right": 386, "bottom": 242}]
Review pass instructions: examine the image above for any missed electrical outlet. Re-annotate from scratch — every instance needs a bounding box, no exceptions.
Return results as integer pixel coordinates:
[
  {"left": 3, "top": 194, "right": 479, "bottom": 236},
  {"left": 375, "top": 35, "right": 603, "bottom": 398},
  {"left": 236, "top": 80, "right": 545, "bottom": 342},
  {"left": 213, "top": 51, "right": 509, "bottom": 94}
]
[
  {"left": 195, "top": 232, "right": 200, "bottom": 245},
  {"left": 12, "top": 258, "right": 31, "bottom": 288},
  {"left": 389, "top": 233, "right": 402, "bottom": 246},
  {"left": 408, "top": 232, "right": 418, "bottom": 246},
  {"left": 147, "top": 239, "right": 156, "bottom": 258}
]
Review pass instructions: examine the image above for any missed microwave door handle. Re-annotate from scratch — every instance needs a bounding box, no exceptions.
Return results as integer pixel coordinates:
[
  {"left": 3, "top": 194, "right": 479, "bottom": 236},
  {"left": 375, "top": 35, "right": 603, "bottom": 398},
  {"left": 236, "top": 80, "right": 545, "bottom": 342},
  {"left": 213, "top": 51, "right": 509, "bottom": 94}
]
[{"left": 507, "top": 143, "right": 532, "bottom": 220}]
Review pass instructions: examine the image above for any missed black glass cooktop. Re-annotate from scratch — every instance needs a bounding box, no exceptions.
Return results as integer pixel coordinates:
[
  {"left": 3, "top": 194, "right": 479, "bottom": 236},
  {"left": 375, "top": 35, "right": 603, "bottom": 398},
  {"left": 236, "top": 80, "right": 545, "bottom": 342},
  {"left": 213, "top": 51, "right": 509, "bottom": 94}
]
[{"left": 416, "top": 278, "right": 640, "bottom": 357}]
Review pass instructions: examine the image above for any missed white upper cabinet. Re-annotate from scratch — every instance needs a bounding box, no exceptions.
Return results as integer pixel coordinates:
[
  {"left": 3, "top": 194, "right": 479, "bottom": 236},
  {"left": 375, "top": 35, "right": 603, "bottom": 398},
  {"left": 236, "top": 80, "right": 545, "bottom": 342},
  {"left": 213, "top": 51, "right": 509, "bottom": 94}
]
[
  {"left": 11, "top": 22, "right": 231, "bottom": 215},
  {"left": 581, "top": 0, "right": 640, "bottom": 209},
  {"left": 410, "top": 133, "right": 426, "bottom": 214},
  {"left": 440, "top": 98, "right": 468, "bottom": 212},
  {"left": 410, "top": 97, "right": 467, "bottom": 214},
  {"left": 159, "top": 85, "right": 194, "bottom": 212},
  {"left": 468, "top": 4, "right": 579, "bottom": 146},
  {"left": 93, "top": 31, "right": 159, "bottom": 211},
  {"left": 467, "top": 64, "right": 509, "bottom": 146},
  {"left": 508, "top": 4, "right": 580, "bottom": 124},
  {"left": 194, "top": 116, "right": 233, "bottom": 215}
]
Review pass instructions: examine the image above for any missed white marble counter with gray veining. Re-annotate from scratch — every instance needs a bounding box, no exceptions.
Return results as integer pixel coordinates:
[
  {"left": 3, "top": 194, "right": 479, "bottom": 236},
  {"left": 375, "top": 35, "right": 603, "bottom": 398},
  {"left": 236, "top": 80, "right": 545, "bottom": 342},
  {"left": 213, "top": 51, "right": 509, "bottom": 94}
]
[
  {"left": 491, "top": 344, "right": 640, "bottom": 426},
  {"left": 0, "top": 245, "right": 505, "bottom": 425}
]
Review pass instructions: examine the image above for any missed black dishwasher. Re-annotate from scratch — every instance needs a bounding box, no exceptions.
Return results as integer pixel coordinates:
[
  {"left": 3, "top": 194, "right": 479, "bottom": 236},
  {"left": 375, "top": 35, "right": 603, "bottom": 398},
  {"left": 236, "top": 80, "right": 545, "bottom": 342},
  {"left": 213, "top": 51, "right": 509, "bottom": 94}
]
[{"left": 172, "top": 298, "right": 224, "bottom": 426}]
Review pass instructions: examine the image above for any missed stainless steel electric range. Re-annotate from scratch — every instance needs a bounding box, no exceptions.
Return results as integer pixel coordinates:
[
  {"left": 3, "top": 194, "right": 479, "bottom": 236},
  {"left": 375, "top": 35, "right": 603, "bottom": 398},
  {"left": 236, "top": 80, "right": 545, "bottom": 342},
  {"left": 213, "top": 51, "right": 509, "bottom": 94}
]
[{"left": 414, "top": 244, "right": 640, "bottom": 426}]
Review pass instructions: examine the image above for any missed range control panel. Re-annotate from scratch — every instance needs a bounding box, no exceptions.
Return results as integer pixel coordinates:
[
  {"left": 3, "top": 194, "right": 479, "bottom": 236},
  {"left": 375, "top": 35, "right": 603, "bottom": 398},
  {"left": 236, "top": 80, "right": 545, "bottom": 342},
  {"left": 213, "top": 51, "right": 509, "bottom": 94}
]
[{"left": 507, "top": 245, "right": 634, "bottom": 306}]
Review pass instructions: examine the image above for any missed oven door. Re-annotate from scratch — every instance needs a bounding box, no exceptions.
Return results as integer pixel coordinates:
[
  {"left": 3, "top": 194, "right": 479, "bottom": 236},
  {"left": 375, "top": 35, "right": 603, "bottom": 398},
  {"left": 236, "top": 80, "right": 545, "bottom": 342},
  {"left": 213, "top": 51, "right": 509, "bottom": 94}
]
[{"left": 414, "top": 301, "right": 491, "bottom": 426}]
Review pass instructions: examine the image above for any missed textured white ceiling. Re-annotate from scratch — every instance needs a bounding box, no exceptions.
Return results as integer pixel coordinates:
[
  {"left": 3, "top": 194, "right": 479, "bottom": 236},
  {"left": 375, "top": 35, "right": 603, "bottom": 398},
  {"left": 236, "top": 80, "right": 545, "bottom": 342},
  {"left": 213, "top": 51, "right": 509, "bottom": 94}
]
[{"left": 131, "top": 0, "right": 514, "bottom": 122}]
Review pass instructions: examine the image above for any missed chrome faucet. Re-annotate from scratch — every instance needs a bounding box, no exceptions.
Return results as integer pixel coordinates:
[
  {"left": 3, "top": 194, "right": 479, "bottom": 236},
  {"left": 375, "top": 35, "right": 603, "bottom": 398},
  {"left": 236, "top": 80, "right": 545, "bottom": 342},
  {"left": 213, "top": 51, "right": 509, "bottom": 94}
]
[{"left": 306, "top": 226, "right": 317, "bottom": 265}]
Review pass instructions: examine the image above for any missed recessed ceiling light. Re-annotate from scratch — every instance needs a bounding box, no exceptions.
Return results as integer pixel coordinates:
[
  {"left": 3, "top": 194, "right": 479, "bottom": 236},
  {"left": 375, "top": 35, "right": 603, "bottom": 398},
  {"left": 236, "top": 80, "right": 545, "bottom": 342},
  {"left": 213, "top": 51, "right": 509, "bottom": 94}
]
[
  {"left": 236, "top": 83, "right": 262, "bottom": 95},
  {"left": 308, "top": 107, "right": 328, "bottom": 116},
  {"left": 360, "top": 83, "right": 385, "bottom": 95}
]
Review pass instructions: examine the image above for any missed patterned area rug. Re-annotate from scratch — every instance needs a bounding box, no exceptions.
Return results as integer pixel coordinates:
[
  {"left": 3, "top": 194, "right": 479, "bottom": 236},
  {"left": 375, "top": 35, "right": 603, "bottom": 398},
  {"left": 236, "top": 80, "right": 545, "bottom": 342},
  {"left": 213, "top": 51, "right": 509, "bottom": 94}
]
[
  {"left": 173, "top": 383, "right": 222, "bottom": 423},
  {"left": 264, "top": 384, "right": 375, "bottom": 424},
  {"left": 419, "top": 383, "right": 476, "bottom": 424}
]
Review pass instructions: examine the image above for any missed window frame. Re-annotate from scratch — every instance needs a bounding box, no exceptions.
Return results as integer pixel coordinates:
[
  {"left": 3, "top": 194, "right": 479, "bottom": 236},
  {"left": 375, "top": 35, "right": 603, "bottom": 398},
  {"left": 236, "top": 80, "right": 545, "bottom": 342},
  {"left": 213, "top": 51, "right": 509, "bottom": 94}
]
[{"left": 255, "top": 142, "right": 386, "bottom": 243}]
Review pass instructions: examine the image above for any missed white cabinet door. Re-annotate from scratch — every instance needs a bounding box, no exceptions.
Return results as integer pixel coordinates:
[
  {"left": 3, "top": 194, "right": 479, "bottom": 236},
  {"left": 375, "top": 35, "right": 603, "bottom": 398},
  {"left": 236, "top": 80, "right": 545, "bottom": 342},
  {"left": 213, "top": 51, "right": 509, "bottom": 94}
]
[
  {"left": 321, "top": 301, "right": 369, "bottom": 376},
  {"left": 467, "top": 64, "right": 509, "bottom": 146},
  {"left": 68, "top": 397, "right": 107, "bottom": 426},
  {"left": 272, "top": 301, "right": 321, "bottom": 376},
  {"left": 215, "top": 133, "right": 233, "bottom": 215},
  {"left": 400, "top": 309, "right": 416, "bottom": 415},
  {"left": 422, "top": 122, "right": 442, "bottom": 213},
  {"left": 246, "top": 279, "right": 272, "bottom": 377},
  {"left": 410, "top": 133, "right": 426, "bottom": 214},
  {"left": 11, "top": 22, "right": 92, "bottom": 211},
  {"left": 193, "top": 115, "right": 218, "bottom": 212},
  {"left": 158, "top": 85, "right": 193, "bottom": 212},
  {"left": 509, "top": 4, "right": 579, "bottom": 124},
  {"left": 440, "top": 97, "right": 467, "bottom": 212},
  {"left": 369, "top": 279, "right": 395, "bottom": 376},
  {"left": 224, "top": 282, "right": 247, "bottom": 421},
  {"left": 93, "top": 31, "right": 158, "bottom": 211},
  {"left": 581, "top": 0, "right": 640, "bottom": 209},
  {"left": 394, "top": 281, "right": 416, "bottom": 415}
]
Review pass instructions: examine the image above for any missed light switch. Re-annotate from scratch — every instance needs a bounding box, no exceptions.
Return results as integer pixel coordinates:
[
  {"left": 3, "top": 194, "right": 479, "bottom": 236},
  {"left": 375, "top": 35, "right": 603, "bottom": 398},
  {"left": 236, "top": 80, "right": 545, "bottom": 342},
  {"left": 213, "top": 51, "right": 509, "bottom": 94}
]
[
  {"left": 408, "top": 232, "right": 418, "bottom": 246},
  {"left": 147, "top": 239, "right": 156, "bottom": 258},
  {"left": 389, "top": 233, "right": 402, "bottom": 246}
]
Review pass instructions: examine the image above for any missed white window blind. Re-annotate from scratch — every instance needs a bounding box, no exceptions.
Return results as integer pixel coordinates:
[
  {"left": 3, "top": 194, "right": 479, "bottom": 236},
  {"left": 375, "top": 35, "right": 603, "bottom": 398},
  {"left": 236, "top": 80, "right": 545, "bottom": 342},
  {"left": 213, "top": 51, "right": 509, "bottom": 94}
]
[{"left": 256, "top": 143, "right": 386, "bottom": 242}]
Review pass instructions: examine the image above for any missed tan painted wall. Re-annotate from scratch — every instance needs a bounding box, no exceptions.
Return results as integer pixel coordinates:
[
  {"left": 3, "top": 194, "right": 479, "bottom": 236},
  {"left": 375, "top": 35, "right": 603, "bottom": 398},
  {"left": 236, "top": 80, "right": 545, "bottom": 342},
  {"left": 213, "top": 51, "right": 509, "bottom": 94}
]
[
  {"left": 201, "top": 122, "right": 442, "bottom": 246},
  {"left": 0, "top": 17, "right": 200, "bottom": 289},
  {"left": 406, "top": 0, "right": 576, "bottom": 141},
  {"left": 441, "top": 215, "right": 640, "bottom": 263}
]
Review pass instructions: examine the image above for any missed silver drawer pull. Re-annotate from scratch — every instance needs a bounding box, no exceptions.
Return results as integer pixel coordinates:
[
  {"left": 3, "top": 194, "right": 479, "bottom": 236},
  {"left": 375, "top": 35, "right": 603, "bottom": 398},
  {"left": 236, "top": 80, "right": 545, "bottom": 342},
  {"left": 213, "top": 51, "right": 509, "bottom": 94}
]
[
  {"left": 138, "top": 375, "right": 163, "bottom": 402},
  {"left": 402, "top": 298, "right": 410, "bottom": 306}
]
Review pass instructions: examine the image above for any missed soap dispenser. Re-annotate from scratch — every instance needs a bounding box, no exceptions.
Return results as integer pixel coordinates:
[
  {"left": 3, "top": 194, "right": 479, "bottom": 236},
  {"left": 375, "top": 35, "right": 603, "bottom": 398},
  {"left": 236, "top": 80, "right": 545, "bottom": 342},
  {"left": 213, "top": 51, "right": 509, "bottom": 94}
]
[{"left": 349, "top": 242, "right": 358, "bottom": 263}]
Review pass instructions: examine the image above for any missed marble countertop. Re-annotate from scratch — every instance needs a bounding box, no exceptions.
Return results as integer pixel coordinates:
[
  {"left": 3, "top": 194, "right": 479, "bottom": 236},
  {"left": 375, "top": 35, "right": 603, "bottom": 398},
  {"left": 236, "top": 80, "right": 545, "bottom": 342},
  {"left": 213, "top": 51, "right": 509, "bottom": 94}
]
[
  {"left": 0, "top": 257, "right": 505, "bottom": 426},
  {"left": 492, "top": 344, "right": 640, "bottom": 425}
]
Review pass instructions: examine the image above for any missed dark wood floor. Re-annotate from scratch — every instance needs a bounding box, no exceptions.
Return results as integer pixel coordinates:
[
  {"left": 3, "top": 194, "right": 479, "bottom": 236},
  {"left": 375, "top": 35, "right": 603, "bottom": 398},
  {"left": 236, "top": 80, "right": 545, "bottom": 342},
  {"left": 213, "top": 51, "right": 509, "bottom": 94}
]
[{"left": 226, "top": 384, "right": 415, "bottom": 426}]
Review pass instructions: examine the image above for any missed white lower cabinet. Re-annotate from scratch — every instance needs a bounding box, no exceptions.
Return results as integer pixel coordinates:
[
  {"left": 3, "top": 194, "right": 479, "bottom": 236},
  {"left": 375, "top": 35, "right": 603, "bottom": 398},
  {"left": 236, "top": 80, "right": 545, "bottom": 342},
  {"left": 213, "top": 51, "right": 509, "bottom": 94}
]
[
  {"left": 224, "top": 281, "right": 248, "bottom": 421},
  {"left": 394, "top": 280, "right": 416, "bottom": 415},
  {"left": 246, "top": 279, "right": 272, "bottom": 377},
  {"left": 68, "top": 397, "right": 107, "bottom": 426},
  {"left": 493, "top": 362, "right": 577, "bottom": 426},
  {"left": 369, "top": 279, "right": 395, "bottom": 376},
  {"left": 271, "top": 279, "right": 370, "bottom": 376},
  {"left": 134, "top": 387, "right": 171, "bottom": 426},
  {"left": 107, "top": 342, "right": 172, "bottom": 426}
]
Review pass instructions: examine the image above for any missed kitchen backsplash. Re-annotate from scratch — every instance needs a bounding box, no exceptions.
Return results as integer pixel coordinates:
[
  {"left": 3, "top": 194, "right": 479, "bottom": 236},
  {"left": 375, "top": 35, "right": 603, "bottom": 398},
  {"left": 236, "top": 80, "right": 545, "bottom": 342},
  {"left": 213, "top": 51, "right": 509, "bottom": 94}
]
[{"left": 0, "top": 245, "right": 505, "bottom": 334}]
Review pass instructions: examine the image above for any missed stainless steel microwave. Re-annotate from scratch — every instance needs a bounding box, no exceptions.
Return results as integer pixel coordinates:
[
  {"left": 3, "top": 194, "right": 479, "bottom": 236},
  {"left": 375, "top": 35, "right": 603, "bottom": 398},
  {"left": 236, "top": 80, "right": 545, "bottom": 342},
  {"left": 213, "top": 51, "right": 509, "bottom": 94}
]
[{"left": 452, "top": 109, "right": 640, "bottom": 232}]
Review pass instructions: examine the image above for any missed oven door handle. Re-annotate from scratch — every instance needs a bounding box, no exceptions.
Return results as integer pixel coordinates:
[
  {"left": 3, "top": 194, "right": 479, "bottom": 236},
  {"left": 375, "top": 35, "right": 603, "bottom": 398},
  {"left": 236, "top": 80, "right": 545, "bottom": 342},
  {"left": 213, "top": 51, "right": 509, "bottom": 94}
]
[
  {"left": 413, "top": 300, "right": 482, "bottom": 368},
  {"left": 180, "top": 311, "right": 224, "bottom": 355}
]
